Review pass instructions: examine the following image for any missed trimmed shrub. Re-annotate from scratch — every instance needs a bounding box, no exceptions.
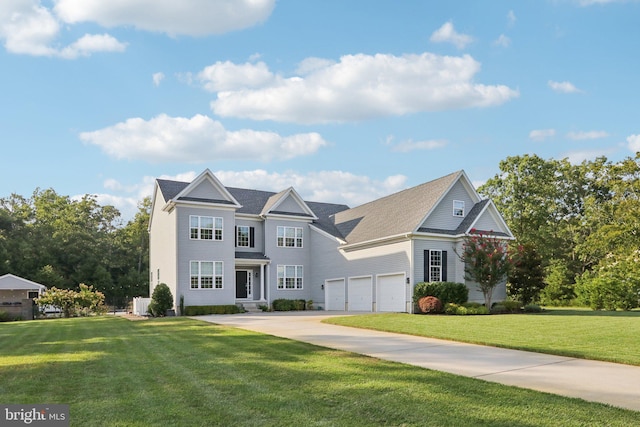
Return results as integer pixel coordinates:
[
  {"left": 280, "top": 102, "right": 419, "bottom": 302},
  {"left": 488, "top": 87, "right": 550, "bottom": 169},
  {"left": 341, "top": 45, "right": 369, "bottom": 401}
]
[
  {"left": 443, "top": 302, "right": 489, "bottom": 315},
  {"left": 183, "top": 305, "right": 240, "bottom": 315},
  {"left": 524, "top": 304, "right": 543, "bottom": 313},
  {"left": 148, "top": 283, "right": 173, "bottom": 317},
  {"left": 417, "top": 296, "right": 443, "bottom": 314},
  {"left": 444, "top": 303, "right": 459, "bottom": 315},
  {"left": 413, "top": 282, "right": 468, "bottom": 305},
  {"left": 272, "top": 299, "right": 306, "bottom": 311}
]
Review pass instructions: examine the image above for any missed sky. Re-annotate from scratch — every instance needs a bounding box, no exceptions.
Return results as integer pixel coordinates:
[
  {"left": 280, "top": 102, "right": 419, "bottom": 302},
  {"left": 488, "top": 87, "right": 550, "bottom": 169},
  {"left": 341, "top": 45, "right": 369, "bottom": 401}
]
[{"left": 1, "top": 0, "right": 639, "bottom": 222}]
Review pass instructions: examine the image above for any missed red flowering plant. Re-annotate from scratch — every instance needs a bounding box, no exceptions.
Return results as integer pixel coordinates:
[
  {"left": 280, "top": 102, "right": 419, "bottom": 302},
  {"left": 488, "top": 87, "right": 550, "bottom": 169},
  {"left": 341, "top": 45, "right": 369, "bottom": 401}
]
[{"left": 457, "top": 229, "right": 515, "bottom": 309}]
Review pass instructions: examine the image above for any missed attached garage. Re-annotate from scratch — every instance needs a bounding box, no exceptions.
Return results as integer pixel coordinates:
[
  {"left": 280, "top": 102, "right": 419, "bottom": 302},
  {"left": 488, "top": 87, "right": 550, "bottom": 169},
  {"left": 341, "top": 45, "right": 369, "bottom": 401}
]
[
  {"left": 324, "top": 278, "right": 345, "bottom": 311},
  {"left": 376, "top": 273, "right": 406, "bottom": 312},
  {"left": 347, "top": 276, "right": 373, "bottom": 312}
]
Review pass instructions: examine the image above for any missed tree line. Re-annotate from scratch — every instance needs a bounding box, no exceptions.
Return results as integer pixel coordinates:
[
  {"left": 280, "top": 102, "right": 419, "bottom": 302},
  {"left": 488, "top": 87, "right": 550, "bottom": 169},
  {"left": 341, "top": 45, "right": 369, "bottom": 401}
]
[
  {"left": 479, "top": 153, "right": 640, "bottom": 308},
  {"left": 0, "top": 189, "right": 150, "bottom": 307}
]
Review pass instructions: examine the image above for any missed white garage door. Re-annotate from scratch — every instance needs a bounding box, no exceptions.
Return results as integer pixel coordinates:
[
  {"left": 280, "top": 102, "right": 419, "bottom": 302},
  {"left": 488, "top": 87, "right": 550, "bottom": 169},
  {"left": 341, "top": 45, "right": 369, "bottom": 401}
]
[
  {"left": 348, "top": 276, "right": 373, "bottom": 312},
  {"left": 325, "top": 278, "right": 345, "bottom": 311},
  {"left": 377, "top": 274, "right": 406, "bottom": 312}
]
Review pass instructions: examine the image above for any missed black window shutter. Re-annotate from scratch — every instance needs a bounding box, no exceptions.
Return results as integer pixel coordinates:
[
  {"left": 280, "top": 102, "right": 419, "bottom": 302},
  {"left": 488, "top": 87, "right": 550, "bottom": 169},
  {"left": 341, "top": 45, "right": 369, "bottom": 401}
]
[
  {"left": 424, "top": 250, "right": 430, "bottom": 282},
  {"left": 442, "top": 251, "right": 448, "bottom": 282},
  {"left": 249, "top": 227, "right": 255, "bottom": 248},
  {"left": 234, "top": 226, "right": 237, "bottom": 247}
]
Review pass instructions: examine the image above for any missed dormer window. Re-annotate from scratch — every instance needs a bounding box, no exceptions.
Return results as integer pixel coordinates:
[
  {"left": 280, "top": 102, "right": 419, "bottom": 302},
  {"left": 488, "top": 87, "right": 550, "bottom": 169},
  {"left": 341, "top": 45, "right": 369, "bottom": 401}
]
[{"left": 453, "top": 200, "right": 465, "bottom": 217}]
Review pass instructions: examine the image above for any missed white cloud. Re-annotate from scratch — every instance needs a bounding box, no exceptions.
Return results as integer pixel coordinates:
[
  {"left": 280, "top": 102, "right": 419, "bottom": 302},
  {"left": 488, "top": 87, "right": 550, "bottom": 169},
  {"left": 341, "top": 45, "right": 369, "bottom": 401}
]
[
  {"left": 529, "top": 129, "right": 556, "bottom": 141},
  {"left": 430, "top": 22, "right": 474, "bottom": 49},
  {"left": 566, "top": 130, "right": 609, "bottom": 140},
  {"left": 627, "top": 134, "right": 640, "bottom": 152},
  {"left": 213, "top": 170, "right": 409, "bottom": 207},
  {"left": 494, "top": 34, "right": 511, "bottom": 47},
  {"left": 389, "top": 139, "right": 448, "bottom": 153},
  {"left": 79, "top": 114, "right": 328, "bottom": 162},
  {"left": 0, "top": 0, "right": 126, "bottom": 57},
  {"left": 198, "top": 61, "right": 275, "bottom": 92},
  {"left": 152, "top": 72, "right": 165, "bottom": 87},
  {"left": 59, "top": 33, "right": 126, "bottom": 58},
  {"left": 295, "top": 57, "right": 336, "bottom": 75},
  {"left": 507, "top": 10, "right": 517, "bottom": 26},
  {"left": 548, "top": 80, "right": 583, "bottom": 93},
  {"left": 53, "top": 0, "right": 276, "bottom": 36},
  {"left": 208, "top": 53, "right": 518, "bottom": 124}
]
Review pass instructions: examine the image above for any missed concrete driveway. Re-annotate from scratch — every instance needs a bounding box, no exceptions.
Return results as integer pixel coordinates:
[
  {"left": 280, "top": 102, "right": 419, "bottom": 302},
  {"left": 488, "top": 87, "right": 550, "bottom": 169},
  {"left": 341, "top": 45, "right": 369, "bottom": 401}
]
[{"left": 195, "top": 311, "right": 640, "bottom": 412}]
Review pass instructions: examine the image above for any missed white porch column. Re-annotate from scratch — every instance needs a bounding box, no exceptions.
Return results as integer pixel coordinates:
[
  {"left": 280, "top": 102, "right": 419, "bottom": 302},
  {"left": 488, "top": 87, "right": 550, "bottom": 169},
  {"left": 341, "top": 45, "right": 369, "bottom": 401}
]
[{"left": 260, "top": 264, "right": 266, "bottom": 302}]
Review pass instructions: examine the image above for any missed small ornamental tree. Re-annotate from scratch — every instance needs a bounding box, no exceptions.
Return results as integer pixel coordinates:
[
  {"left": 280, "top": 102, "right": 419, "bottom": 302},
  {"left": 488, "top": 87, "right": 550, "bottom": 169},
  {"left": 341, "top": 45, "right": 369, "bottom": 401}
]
[
  {"left": 148, "top": 283, "right": 174, "bottom": 317},
  {"left": 458, "top": 229, "right": 513, "bottom": 309},
  {"left": 35, "top": 284, "right": 106, "bottom": 318},
  {"left": 507, "top": 243, "right": 546, "bottom": 306}
]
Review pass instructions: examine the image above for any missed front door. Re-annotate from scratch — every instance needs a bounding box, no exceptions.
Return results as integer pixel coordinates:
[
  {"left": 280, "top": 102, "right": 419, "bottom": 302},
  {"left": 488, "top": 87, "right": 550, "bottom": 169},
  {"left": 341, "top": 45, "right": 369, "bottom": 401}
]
[{"left": 235, "top": 270, "right": 252, "bottom": 299}]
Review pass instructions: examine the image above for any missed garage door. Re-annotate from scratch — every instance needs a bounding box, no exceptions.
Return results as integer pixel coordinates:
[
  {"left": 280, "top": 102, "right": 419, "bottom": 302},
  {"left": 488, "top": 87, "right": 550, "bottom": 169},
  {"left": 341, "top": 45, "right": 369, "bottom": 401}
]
[
  {"left": 377, "top": 273, "right": 406, "bottom": 312},
  {"left": 348, "top": 276, "right": 373, "bottom": 312},
  {"left": 325, "top": 279, "right": 345, "bottom": 311}
]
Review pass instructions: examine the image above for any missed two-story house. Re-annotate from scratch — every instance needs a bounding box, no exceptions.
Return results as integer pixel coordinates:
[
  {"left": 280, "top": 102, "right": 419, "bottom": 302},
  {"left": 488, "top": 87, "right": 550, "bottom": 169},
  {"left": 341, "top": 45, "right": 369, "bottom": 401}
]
[{"left": 149, "top": 169, "right": 513, "bottom": 313}]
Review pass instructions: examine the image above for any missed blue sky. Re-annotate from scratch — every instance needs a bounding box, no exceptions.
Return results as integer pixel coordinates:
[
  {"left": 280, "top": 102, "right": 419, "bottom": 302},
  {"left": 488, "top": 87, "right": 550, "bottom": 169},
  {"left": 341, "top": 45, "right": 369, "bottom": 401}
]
[{"left": 2, "top": 0, "right": 639, "bottom": 221}]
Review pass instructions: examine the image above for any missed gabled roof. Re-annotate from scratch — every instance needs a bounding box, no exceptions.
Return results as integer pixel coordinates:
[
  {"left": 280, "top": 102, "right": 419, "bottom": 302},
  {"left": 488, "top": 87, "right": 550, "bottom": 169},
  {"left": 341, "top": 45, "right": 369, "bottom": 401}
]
[
  {"left": 333, "top": 171, "right": 462, "bottom": 245},
  {"left": 154, "top": 177, "right": 350, "bottom": 229},
  {"left": 260, "top": 187, "right": 317, "bottom": 219},
  {"left": 0, "top": 274, "right": 46, "bottom": 291},
  {"left": 169, "top": 169, "right": 241, "bottom": 209}
]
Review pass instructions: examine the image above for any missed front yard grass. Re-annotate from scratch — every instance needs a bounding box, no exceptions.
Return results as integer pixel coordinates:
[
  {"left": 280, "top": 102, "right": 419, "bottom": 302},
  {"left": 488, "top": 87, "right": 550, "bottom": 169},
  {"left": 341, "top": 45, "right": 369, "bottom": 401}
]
[
  {"left": 1, "top": 316, "right": 638, "bottom": 426},
  {"left": 325, "top": 308, "right": 640, "bottom": 366}
]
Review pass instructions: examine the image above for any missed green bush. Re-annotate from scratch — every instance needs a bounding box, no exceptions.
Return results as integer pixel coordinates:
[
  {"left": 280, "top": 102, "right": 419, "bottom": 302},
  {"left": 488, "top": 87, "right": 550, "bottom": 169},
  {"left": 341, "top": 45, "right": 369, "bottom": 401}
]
[
  {"left": 575, "top": 276, "right": 638, "bottom": 311},
  {"left": 0, "top": 310, "right": 10, "bottom": 322},
  {"left": 148, "top": 283, "right": 174, "bottom": 317},
  {"left": 413, "top": 282, "right": 468, "bottom": 305},
  {"left": 183, "top": 305, "right": 240, "bottom": 315},
  {"left": 442, "top": 302, "right": 489, "bottom": 315},
  {"left": 500, "top": 300, "right": 522, "bottom": 313},
  {"left": 524, "top": 304, "right": 543, "bottom": 313},
  {"left": 272, "top": 299, "right": 306, "bottom": 311}
]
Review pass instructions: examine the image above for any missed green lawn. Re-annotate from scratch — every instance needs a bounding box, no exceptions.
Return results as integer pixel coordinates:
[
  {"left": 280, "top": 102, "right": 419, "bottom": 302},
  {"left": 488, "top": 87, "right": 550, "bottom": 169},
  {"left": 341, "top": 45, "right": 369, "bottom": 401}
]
[
  {"left": 1, "top": 317, "right": 638, "bottom": 426},
  {"left": 325, "top": 308, "right": 640, "bottom": 366}
]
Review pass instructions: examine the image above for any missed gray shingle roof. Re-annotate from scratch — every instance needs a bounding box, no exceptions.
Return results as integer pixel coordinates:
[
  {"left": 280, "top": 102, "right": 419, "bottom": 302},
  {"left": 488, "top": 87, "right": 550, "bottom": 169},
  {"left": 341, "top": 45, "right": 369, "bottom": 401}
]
[
  {"left": 156, "top": 179, "right": 350, "bottom": 239},
  {"left": 333, "top": 171, "right": 461, "bottom": 245},
  {"left": 155, "top": 170, "right": 499, "bottom": 245}
]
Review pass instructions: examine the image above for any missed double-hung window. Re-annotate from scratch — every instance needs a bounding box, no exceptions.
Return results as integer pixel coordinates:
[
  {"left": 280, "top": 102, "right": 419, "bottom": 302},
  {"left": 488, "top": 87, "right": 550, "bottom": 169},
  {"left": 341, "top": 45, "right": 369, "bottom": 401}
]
[
  {"left": 190, "top": 216, "right": 223, "bottom": 240},
  {"left": 237, "top": 226, "right": 250, "bottom": 247},
  {"left": 453, "top": 200, "right": 465, "bottom": 217},
  {"left": 190, "top": 261, "right": 223, "bottom": 289},
  {"left": 277, "top": 265, "right": 303, "bottom": 289},
  {"left": 277, "top": 226, "right": 303, "bottom": 248},
  {"left": 430, "top": 250, "right": 442, "bottom": 282}
]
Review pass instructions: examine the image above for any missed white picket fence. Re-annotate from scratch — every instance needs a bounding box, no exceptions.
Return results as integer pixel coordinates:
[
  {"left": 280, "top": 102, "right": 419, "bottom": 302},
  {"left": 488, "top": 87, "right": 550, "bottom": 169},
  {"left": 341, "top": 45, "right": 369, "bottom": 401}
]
[{"left": 132, "top": 297, "right": 151, "bottom": 316}]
